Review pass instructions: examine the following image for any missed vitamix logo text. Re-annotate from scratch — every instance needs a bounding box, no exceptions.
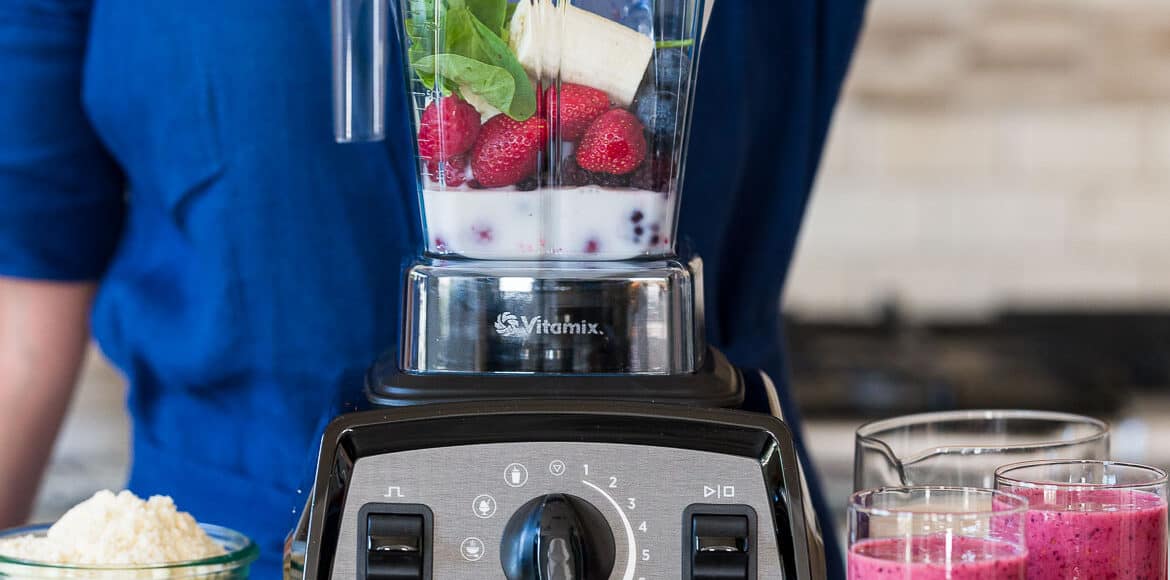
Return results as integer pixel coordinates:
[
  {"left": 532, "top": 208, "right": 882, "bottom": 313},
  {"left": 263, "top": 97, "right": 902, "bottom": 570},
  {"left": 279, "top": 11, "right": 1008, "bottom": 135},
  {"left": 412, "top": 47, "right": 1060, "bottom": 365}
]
[{"left": 494, "top": 312, "right": 604, "bottom": 338}]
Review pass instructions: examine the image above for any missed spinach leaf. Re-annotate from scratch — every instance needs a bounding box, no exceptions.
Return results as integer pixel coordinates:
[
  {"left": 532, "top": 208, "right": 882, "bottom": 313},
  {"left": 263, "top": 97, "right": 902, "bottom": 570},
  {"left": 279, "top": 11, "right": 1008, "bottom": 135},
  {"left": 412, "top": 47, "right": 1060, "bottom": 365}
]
[
  {"left": 502, "top": 1, "right": 519, "bottom": 42},
  {"left": 407, "top": 0, "right": 441, "bottom": 81},
  {"left": 442, "top": 7, "right": 535, "bottom": 119},
  {"left": 467, "top": 13, "right": 535, "bottom": 119},
  {"left": 407, "top": 0, "right": 535, "bottom": 120},
  {"left": 464, "top": 0, "right": 507, "bottom": 35},
  {"left": 414, "top": 53, "right": 516, "bottom": 112}
]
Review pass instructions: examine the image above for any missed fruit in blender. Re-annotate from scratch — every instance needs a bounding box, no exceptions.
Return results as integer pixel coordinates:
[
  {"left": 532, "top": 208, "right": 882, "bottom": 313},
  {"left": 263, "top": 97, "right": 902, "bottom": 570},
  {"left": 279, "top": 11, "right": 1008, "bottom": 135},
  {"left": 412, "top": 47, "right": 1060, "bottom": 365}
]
[
  {"left": 417, "top": 96, "right": 481, "bottom": 161},
  {"left": 509, "top": 0, "right": 654, "bottom": 107},
  {"left": 471, "top": 115, "right": 550, "bottom": 187},
  {"left": 646, "top": 47, "right": 691, "bottom": 89},
  {"left": 425, "top": 155, "right": 469, "bottom": 187},
  {"left": 634, "top": 85, "right": 680, "bottom": 144},
  {"left": 576, "top": 109, "right": 647, "bottom": 175},
  {"left": 630, "top": 153, "right": 672, "bottom": 193},
  {"left": 544, "top": 83, "right": 610, "bottom": 141}
]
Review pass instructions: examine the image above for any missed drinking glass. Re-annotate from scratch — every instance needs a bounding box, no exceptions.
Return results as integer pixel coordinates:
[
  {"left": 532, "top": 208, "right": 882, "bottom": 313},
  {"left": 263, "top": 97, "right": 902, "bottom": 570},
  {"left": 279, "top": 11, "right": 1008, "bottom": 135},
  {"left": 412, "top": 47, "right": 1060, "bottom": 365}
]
[
  {"left": 855, "top": 410, "right": 1109, "bottom": 491},
  {"left": 848, "top": 487, "right": 1028, "bottom": 580},
  {"left": 996, "top": 460, "right": 1169, "bottom": 580}
]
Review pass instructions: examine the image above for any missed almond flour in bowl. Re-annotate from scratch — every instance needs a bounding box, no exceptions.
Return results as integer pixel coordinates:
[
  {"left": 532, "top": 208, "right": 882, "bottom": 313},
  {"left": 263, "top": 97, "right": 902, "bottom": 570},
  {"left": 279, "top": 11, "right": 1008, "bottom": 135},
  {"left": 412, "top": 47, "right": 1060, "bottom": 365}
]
[{"left": 0, "top": 491, "right": 257, "bottom": 578}]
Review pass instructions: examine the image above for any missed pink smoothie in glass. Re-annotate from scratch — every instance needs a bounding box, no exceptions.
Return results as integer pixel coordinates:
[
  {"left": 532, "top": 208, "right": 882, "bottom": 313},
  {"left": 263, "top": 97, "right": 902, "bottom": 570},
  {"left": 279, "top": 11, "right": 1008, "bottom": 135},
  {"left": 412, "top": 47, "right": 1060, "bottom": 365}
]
[
  {"left": 849, "top": 535, "right": 1026, "bottom": 579},
  {"left": 1015, "top": 488, "right": 1168, "bottom": 580}
]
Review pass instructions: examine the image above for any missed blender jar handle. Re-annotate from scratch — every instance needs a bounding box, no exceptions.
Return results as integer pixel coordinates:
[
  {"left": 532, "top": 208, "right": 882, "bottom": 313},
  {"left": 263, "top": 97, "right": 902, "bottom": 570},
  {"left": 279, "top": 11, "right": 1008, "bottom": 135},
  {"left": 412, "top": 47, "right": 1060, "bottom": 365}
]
[{"left": 333, "top": 0, "right": 388, "bottom": 142}]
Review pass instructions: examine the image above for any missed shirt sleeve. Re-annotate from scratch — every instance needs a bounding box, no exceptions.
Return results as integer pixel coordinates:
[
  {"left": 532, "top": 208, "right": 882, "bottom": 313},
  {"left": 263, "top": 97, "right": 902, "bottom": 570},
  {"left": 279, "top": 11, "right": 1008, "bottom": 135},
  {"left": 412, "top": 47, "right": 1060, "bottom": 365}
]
[{"left": 0, "top": 1, "right": 126, "bottom": 281}]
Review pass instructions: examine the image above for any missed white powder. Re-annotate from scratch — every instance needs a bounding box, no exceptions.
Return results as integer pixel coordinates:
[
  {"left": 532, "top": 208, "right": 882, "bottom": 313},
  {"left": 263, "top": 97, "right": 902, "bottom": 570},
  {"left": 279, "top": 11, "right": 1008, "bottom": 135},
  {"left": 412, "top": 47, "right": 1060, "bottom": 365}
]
[{"left": 0, "top": 490, "right": 225, "bottom": 566}]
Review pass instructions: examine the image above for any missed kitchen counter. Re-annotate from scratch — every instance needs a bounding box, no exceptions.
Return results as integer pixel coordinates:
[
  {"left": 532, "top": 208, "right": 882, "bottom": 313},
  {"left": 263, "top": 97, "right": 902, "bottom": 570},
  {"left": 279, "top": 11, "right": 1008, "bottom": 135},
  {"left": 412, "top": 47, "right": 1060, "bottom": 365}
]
[{"left": 32, "top": 349, "right": 1170, "bottom": 546}]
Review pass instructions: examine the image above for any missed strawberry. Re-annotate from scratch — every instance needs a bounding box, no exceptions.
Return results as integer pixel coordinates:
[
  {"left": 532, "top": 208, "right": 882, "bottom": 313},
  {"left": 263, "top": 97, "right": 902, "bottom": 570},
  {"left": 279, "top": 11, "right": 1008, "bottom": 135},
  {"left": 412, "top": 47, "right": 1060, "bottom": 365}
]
[
  {"left": 544, "top": 84, "right": 610, "bottom": 142},
  {"left": 417, "top": 96, "right": 481, "bottom": 161},
  {"left": 576, "top": 109, "right": 647, "bottom": 175},
  {"left": 471, "top": 115, "right": 550, "bottom": 187},
  {"left": 425, "top": 155, "right": 468, "bottom": 187}
]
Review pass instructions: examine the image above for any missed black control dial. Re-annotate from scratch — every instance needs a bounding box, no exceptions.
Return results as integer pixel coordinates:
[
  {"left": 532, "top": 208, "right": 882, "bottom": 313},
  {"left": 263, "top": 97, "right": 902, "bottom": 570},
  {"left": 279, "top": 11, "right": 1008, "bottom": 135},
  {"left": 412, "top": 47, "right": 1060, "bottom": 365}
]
[{"left": 500, "top": 494, "right": 616, "bottom": 580}]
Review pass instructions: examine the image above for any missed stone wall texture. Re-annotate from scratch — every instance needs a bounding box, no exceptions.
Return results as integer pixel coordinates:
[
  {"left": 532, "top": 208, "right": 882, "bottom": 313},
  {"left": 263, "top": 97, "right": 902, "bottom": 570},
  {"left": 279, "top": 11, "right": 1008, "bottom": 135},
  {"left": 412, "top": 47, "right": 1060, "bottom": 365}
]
[{"left": 785, "top": 0, "right": 1170, "bottom": 319}]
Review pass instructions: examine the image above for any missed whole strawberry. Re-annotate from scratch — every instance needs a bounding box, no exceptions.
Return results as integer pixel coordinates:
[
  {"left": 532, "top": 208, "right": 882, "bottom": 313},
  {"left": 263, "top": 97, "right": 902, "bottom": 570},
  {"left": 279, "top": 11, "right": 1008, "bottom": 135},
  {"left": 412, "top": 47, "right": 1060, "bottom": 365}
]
[
  {"left": 417, "top": 96, "right": 481, "bottom": 161},
  {"left": 576, "top": 109, "right": 647, "bottom": 175},
  {"left": 471, "top": 115, "right": 550, "bottom": 188},
  {"left": 545, "top": 83, "right": 610, "bottom": 142}
]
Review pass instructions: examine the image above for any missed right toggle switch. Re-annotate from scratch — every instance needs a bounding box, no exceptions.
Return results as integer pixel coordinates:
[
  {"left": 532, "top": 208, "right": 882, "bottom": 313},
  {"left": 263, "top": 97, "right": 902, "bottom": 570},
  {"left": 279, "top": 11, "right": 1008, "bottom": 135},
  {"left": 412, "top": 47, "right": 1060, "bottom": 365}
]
[{"left": 684, "top": 505, "right": 758, "bottom": 580}]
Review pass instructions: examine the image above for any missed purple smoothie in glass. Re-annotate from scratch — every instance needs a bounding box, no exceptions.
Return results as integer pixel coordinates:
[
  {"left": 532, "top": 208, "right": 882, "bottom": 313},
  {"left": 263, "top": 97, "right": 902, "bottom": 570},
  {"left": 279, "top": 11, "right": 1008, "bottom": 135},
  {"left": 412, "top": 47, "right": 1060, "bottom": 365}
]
[
  {"left": 1015, "top": 488, "right": 1168, "bottom": 580},
  {"left": 849, "top": 535, "right": 1027, "bottom": 580}
]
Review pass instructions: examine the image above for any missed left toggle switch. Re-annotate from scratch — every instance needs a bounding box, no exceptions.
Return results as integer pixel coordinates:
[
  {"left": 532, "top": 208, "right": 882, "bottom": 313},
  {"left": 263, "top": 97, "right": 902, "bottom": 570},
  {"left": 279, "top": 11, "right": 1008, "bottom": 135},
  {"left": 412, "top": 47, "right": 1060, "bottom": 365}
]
[{"left": 365, "top": 511, "right": 428, "bottom": 580}]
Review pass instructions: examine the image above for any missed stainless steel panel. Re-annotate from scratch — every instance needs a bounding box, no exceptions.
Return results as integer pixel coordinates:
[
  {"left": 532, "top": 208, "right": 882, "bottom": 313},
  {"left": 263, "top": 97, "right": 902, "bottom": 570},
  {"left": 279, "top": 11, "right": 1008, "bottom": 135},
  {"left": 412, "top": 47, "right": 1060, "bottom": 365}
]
[
  {"left": 401, "top": 259, "right": 703, "bottom": 374},
  {"left": 329, "top": 442, "right": 783, "bottom": 580}
]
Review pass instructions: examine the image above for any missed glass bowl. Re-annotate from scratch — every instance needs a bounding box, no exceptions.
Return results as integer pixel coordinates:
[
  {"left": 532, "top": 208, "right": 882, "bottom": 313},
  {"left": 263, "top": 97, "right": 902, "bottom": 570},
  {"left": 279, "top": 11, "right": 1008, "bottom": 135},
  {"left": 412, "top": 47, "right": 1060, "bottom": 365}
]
[{"left": 0, "top": 523, "right": 258, "bottom": 578}]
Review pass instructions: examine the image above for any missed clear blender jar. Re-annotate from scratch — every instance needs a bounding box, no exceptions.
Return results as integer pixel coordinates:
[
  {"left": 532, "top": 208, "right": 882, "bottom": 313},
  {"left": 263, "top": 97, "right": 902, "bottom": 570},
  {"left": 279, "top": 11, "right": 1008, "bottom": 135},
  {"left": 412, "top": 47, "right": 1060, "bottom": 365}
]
[
  {"left": 336, "top": 0, "right": 732, "bottom": 383},
  {"left": 336, "top": 0, "right": 706, "bottom": 261}
]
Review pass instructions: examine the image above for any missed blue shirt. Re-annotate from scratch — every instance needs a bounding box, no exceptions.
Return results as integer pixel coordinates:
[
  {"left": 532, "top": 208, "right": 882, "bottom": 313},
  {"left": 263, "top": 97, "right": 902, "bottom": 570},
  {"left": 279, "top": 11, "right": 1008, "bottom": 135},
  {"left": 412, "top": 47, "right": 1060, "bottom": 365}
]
[{"left": 0, "top": 1, "right": 864, "bottom": 577}]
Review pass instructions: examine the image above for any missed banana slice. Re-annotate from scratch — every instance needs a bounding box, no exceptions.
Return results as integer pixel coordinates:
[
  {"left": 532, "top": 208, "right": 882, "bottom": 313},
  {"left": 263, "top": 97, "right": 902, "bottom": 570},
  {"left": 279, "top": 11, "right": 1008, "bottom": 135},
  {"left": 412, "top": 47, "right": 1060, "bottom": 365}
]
[{"left": 510, "top": 0, "right": 654, "bottom": 107}]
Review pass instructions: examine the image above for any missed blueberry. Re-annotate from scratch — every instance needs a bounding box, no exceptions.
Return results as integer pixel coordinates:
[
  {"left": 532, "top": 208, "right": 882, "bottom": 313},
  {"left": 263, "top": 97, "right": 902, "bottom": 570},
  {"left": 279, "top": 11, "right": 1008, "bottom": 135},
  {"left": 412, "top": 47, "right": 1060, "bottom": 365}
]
[
  {"left": 593, "top": 171, "right": 630, "bottom": 188},
  {"left": 630, "top": 154, "right": 673, "bottom": 193},
  {"left": 634, "top": 84, "right": 680, "bottom": 140},
  {"left": 644, "top": 47, "right": 691, "bottom": 91},
  {"left": 560, "top": 157, "right": 594, "bottom": 187}
]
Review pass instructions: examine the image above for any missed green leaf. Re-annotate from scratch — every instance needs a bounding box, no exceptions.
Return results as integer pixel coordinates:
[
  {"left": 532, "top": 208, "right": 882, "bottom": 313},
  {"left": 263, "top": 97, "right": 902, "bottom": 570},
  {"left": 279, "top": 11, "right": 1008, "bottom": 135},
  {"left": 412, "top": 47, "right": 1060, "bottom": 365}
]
[
  {"left": 464, "top": 0, "right": 508, "bottom": 35},
  {"left": 406, "top": 0, "right": 441, "bottom": 79},
  {"left": 415, "top": 53, "right": 516, "bottom": 112},
  {"left": 656, "top": 39, "right": 695, "bottom": 49},
  {"left": 406, "top": 1, "right": 535, "bottom": 120},
  {"left": 443, "top": 7, "right": 535, "bottom": 119},
  {"left": 504, "top": 2, "right": 519, "bottom": 37}
]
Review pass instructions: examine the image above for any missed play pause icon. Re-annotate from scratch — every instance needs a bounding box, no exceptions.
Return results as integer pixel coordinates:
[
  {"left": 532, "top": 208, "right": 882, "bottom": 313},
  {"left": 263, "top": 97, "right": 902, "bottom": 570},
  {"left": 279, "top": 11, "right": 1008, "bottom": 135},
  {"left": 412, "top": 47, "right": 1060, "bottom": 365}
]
[{"left": 703, "top": 485, "right": 736, "bottom": 499}]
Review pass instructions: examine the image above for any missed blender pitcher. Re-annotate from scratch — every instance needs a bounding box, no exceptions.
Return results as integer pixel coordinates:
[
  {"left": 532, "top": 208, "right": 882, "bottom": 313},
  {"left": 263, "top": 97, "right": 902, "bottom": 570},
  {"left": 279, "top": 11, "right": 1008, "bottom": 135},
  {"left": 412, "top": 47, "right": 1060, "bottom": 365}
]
[
  {"left": 336, "top": 0, "right": 705, "bottom": 261},
  {"left": 336, "top": 0, "right": 735, "bottom": 387},
  {"left": 854, "top": 410, "right": 1111, "bottom": 491}
]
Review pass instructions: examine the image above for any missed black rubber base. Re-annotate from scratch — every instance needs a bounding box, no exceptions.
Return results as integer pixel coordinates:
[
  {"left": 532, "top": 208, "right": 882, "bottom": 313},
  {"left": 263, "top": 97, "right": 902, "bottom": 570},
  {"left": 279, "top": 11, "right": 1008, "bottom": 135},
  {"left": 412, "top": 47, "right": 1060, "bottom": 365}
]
[{"left": 366, "top": 346, "right": 745, "bottom": 408}]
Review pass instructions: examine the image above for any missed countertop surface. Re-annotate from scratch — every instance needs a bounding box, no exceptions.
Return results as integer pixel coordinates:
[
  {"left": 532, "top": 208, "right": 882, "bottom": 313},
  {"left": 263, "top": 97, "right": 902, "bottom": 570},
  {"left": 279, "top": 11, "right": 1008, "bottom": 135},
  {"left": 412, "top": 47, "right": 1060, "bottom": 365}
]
[{"left": 33, "top": 350, "right": 1170, "bottom": 541}]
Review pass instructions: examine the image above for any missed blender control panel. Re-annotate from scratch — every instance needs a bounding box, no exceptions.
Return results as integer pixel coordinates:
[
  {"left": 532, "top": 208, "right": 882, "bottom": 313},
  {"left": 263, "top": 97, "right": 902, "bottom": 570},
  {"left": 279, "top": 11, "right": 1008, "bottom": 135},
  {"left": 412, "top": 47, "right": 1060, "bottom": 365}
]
[{"left": 328, "top": 442, "right": 781, "bottom": 580}]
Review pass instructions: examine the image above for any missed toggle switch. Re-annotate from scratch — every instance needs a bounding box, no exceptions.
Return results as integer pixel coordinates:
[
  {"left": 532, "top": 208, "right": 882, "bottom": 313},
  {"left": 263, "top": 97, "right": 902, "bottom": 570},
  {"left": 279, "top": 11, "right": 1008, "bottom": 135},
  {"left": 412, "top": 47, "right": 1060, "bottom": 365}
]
[
  {"left": 361, "top": 505, "right": 433, "bottom": 580},
  {"left": 684, "top": 506, "right": 757, "bottom": 580}
]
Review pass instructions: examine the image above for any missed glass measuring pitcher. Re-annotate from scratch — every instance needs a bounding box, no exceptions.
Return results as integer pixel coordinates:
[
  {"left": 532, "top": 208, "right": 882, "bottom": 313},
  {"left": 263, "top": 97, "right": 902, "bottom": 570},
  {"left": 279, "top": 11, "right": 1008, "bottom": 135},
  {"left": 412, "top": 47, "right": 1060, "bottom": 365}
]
[
  {"left": 335, "top": 0, "right": 714, "bottom": 260},
  {"left": 854, "top": 410, "right": 1110, "bottom": 491}
]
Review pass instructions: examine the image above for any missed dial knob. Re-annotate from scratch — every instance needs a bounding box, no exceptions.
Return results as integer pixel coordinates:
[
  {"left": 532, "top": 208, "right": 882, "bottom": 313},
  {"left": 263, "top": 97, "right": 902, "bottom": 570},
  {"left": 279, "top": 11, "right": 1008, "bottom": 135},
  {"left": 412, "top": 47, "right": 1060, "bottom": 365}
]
[{"left": 500, "top": 494, "right": 616, "bottom": 580}]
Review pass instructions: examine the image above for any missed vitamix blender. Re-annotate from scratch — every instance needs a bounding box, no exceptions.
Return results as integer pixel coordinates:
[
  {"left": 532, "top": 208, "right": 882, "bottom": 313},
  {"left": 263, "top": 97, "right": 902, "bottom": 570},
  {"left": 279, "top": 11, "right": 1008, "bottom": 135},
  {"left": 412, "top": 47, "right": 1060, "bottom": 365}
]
[{"left": 288, "top": 0, "right": 826, "bottom": 578}]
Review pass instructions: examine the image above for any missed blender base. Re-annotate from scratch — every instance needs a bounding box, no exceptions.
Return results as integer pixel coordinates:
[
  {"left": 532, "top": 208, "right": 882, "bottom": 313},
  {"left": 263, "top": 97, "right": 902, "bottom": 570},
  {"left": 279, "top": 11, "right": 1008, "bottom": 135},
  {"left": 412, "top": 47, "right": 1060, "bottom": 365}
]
[{"left": 292, "top": 371, "right": 827, "bottom": 580}]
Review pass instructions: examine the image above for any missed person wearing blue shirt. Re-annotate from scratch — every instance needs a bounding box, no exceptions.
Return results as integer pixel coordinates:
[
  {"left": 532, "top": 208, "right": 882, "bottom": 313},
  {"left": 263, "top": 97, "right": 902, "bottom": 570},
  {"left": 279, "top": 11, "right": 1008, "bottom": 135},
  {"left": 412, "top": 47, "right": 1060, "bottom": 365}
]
[{"left": 0, "top": 1, "right": 865, "bottom": 577}]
